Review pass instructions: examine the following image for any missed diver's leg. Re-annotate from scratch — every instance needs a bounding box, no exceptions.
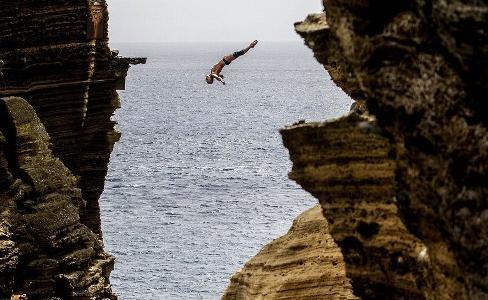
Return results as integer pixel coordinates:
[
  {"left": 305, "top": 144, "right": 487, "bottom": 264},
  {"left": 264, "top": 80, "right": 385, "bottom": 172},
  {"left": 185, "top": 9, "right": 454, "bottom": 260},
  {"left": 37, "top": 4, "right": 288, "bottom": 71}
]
[
  {"left": 229, "top": 41, "right": 257, "bottom": 61},
  {"left": 222, "top": 49, "right": 246, "bottom": 65},
  {"left": 219, "top": 41, "right": 258, "bottom": 68},
  {"left": 223, "top": 54, "right": 236, "bottom": 64}
]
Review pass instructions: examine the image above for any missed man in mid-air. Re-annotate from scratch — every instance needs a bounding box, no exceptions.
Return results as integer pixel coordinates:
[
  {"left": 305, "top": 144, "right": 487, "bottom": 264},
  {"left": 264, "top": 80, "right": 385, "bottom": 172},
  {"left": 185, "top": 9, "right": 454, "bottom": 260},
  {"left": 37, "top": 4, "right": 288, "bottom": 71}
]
[{"left": 206, "top": 40, "right": 258, "bottom": 85}]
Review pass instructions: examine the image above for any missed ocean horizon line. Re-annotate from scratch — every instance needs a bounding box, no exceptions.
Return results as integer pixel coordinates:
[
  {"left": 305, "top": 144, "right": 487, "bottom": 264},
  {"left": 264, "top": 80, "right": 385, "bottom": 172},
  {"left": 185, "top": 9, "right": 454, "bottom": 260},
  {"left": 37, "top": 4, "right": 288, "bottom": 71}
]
[{"left": 109, "top": 40, "right": 302, "bottom": 44}]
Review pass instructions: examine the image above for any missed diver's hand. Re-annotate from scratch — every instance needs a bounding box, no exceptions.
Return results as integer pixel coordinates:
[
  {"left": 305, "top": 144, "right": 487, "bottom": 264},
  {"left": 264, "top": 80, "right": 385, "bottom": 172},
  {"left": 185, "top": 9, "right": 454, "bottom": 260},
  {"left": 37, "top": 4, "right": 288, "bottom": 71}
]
[
  {"left": 250, "top": 40, "right": 258, "bottom": 48},
  {"left": 212, "top": 74, "right": 225, "bottom": 85}
]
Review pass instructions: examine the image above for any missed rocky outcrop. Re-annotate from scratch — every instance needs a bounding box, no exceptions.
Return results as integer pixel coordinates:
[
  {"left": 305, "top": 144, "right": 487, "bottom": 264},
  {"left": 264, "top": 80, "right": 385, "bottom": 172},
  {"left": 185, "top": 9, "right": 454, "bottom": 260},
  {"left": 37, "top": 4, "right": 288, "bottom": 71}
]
[
  {"left": 222, "top": 205, "right": 356, "bottom": 300},
  {"left": 0, "top": 0, "right": 138, "bottom": 236},
  {"left": 294, "top": 13, "right": 364, "bottom": 104},
  {"left": 0, "top": 0, "right": 143, "bottom": 297},
  {"left": 0, "top": 97, "right": 115, "bottom": 298},
  {"left": 227, "top": 1, "right": 486, "bottom": 299},
  {"left": 284, "top": 1, "right": 487, "bottom": 299},
  {"left": 310, "top": 1, "right": 486, "bottom": 298},
  {"left": 281, "top": 115, "right": 445, "bottom": 299}
]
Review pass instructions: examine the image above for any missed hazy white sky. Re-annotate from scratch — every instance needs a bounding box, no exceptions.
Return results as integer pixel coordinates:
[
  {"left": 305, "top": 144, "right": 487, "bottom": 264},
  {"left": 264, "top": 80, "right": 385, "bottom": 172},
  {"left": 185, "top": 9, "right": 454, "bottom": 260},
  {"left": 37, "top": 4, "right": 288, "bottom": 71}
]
[{"left": 106, "top": 0, "right": 323, "bottom": 42}]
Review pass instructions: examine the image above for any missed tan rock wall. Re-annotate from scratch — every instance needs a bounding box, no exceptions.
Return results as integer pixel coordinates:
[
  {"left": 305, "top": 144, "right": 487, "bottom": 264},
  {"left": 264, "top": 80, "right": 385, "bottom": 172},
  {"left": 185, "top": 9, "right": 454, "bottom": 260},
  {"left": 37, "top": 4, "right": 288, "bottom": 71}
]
[
  {"left": 290, "top": 0, "right": 487, "bottom": 298},
  {"left": 222, "top": 206, "right": 356, "bottom": 300},
  {"left": 281, "top": 115, "right": 441, "bottom": 299}
]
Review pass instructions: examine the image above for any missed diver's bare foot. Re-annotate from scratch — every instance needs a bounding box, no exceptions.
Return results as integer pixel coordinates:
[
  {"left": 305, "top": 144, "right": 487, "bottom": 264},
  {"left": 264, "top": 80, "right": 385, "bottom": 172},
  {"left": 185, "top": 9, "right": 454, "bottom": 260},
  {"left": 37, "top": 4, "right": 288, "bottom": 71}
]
[{"left": 250, "top": 40, "right": 258, "bottom": 48}]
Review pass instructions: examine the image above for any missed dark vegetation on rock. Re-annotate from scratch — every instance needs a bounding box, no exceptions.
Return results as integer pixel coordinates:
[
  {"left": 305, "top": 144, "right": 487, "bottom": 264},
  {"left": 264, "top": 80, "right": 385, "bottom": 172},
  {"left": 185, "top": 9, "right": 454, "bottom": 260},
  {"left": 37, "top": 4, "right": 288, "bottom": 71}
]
[{"left": 0, "top": 97, "right": 115, "bottom": 298}]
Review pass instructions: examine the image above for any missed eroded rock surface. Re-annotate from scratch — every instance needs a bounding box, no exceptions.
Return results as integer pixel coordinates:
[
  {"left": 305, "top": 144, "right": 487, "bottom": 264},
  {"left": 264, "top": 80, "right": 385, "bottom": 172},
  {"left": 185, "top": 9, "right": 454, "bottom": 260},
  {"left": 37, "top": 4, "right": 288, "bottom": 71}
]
[
  {"left": 281, "top": 115, "right": 442, "bottom": 299},
  {"left": 280, "top": 0, "right": 486, "bottom": 299},
  {"left": 222, "top": 205, "right": 356, "bottom": 300},
  {"left": 0, "top": 97, "right": 115, "bottom": 298},
  {"left": 309, "top": 1, "right": 486, "bottom": 298},
  {"left": 0, "top": 0, "right": 135, "bottom": 236},
  {"left": 294, "top": 13, "right": 364, "bottom": 104},
  {"left": 0, "top": 0, "right": 143, "bottom": 297}
]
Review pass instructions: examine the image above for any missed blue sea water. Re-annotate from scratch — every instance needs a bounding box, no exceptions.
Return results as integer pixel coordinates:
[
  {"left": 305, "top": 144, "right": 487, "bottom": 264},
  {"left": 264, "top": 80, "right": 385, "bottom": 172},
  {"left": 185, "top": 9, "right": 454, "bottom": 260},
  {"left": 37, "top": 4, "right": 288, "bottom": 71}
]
[{"left": 100, "top": 42, "right": 353, "bottom": 299}]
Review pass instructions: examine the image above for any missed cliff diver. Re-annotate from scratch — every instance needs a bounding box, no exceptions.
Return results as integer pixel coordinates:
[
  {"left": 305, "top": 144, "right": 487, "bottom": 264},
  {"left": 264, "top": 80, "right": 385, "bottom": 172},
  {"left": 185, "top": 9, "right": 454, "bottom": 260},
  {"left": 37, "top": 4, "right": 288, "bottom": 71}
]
[{"left": 205, "top": 40, "right": 258, "bottom": 85}]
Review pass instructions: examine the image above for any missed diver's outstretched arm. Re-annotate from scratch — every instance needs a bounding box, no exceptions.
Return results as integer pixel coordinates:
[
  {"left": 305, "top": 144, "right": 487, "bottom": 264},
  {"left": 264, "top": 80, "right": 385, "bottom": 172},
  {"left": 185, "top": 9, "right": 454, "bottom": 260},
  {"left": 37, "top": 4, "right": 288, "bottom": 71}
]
[{"left": 211, "top": 73, "right": 225, "bottom": 85}]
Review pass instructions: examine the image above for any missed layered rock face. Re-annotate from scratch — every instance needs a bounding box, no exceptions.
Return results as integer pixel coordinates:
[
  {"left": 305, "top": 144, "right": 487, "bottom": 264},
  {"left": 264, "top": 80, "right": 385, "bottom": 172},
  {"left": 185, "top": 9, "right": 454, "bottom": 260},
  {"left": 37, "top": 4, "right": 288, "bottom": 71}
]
[
  {"left": 0, "top": 97, "right": 115, "bottom": 298},
  {"left": 226, "top": 1, "right": 486, "bottom": 299},
  {"left": 0, "top": 0, "right": 141, "bottom": 297},
  {"left": 281, "top": 116, "right": 440, "bottom": 299},
  {"left": 0, "top": 0, "right": 134, "bottom": 236},
  {"left": 223, "top": 206, "right": 357, "bottom": 300},
  {"left": 321, "top": 1, "right": 486, "bottom": 298},
  {"left": 288, "top": 0, "right": 486, "bottom": 299}
]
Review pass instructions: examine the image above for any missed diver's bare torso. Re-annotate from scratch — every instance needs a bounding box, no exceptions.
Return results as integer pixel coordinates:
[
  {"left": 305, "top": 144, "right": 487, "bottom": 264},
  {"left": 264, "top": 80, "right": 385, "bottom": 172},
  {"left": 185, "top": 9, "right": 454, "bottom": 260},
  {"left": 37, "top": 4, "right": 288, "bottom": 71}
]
[{"left": 206, "top": 40, "right": 258, "bottom": 85}]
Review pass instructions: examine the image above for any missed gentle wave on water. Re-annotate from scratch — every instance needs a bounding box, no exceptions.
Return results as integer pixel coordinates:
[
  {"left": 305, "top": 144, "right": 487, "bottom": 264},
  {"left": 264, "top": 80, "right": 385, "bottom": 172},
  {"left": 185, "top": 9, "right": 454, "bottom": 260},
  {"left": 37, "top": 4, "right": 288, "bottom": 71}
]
[{"left": 100, "top": 42, "right": 353, "bottom": 299}]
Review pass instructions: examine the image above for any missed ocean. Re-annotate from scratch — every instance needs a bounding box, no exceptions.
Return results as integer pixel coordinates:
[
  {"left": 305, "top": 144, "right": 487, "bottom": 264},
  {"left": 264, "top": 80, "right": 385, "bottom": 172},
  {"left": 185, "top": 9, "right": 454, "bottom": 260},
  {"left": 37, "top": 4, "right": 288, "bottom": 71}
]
[{"left": 100, "top": 41, "right": 353, "bottom": 299}]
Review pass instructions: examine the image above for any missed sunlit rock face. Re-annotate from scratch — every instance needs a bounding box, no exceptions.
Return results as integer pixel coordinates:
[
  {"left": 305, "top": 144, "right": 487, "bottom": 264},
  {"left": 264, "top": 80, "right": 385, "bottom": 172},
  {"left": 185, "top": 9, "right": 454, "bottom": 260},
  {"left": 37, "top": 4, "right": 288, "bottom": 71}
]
[
  {"left": 281, "top": 115, "right": 436, "bottom": 299},
  {"left": 222, "top": 205, "right": 357, "bottom": 300},
  {"left": 0, "top": 97, "right": 115, "bottom": 298}
]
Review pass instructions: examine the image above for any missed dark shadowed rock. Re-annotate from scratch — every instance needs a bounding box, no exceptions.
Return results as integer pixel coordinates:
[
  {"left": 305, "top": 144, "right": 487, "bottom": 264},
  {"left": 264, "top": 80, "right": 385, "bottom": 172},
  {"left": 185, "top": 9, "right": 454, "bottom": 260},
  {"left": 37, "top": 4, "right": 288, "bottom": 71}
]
[
  {"left": 228, "top": 1, "right": 486, "bottom": 298},
  {"left": 0, "top": 0, "right": 144, "bottom": 297},
  {"left": 322, "top": 0, "right": 487, "bottom": 297},
  {"left": 0, "top": 0, "right": 145, "bottom": 237},
  {"left": 0, "top": 97, "right": 115, "bottom": 298}
]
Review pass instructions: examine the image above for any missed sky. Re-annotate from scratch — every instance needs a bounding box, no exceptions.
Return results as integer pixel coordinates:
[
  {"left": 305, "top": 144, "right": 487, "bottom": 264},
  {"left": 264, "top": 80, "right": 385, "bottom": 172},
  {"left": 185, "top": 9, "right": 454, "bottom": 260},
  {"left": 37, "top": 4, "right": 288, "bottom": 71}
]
[{"left": 106, "top": 0, "right": 323, "bottom": 42}]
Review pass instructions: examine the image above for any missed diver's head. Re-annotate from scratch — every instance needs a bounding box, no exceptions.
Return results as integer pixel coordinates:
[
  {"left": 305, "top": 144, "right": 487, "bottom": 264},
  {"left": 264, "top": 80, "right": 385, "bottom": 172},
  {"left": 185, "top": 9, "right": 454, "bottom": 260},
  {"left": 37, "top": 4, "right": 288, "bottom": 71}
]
[{"left": 205, "top": 74, "right": 214, "bottom": 84}]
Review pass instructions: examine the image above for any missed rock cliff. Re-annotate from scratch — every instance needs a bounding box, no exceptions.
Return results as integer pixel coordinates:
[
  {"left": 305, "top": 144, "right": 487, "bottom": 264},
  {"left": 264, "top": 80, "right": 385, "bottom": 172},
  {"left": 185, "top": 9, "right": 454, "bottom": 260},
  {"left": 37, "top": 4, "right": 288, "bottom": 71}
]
[
  {"left": 0, "top": 0, "right": 142, "bottom": 298},
  {"left": 0, "top": 97, "right": 115, "bottom": 298},
  {"left": 0, "top": 0, "right": 138, "bottom": 236},
  {"left": 223, "top": 205, "right": 357, "bottom": 300},
  {"left": 281, "top": 115, "right": 439, "bottom": 299},
  {"left": 225, "top": 1, "right": 486, "bottom": 299}
]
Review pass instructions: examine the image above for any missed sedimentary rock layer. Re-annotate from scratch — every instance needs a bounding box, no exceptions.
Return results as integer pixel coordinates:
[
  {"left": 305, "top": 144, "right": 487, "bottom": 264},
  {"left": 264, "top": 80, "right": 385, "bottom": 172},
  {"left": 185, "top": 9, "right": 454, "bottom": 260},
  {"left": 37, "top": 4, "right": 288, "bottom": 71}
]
[
  {"left": 339, "top": 1, "right": 485, "bottom": 298},
  {"left": 0, "top": 0, "right": 133, "bottom": 236},
  {"left": 294, "top": 13, "right": 364, "bottom": 103},
  {"left": 281, "top": 115, "right": 445, "bottom": 299},
  {"left": 222, "top": 205, "right": 356, "bottom": 300},
  {"left": 292, "top": 1, "right": 487, "bottom": 298},
  {"left": 0, "top": 0, "right": 143, "bottom": 297},
  {"left": 0, "top": 97, "right": 115, "bottom": 298}
]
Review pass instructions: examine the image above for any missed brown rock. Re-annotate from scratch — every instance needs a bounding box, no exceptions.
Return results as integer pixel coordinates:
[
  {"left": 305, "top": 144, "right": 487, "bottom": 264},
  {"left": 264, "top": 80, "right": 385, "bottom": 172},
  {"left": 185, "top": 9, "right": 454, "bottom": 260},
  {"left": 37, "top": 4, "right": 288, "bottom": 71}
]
[
  {"left": 0, "top": 97, "right": 116, "bottom": 298},
  {"left": 295, "top": 13, "right": 365, "bottom": 104},
  {"left": 0, "top": 0, "right": 141, "bottom": 236},
  {"left": 322, "top": 0, "right": 486, "bottom": 298},
  {"left": 287, "top": 0, "right": 487, "bottom": 298},
  {"left": 222, "top": 205, "right": 357, "bottom": 300},
  {"left": 281, "top": 115, "right": 440, "bottom": 299}
]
